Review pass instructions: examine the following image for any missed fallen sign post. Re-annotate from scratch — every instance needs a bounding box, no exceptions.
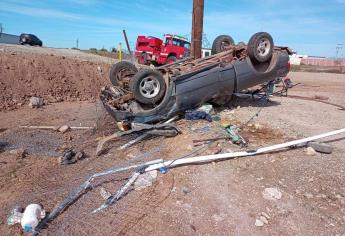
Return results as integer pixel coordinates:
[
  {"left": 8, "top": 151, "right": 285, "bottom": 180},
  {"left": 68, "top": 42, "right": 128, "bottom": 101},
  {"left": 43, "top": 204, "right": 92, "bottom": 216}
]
[
  {"left": 31, "top": 128, "right": 345, "bottom": 235},
  {"left": 93, "top": 127, "right": 345, "bottom": 212}
]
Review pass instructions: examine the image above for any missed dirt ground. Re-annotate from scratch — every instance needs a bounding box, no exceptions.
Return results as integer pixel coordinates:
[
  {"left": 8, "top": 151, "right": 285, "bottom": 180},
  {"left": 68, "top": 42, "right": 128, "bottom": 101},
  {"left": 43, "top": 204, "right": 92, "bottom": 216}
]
[{"left": 0, "top": 44, "right": 345, "bottom": 236}]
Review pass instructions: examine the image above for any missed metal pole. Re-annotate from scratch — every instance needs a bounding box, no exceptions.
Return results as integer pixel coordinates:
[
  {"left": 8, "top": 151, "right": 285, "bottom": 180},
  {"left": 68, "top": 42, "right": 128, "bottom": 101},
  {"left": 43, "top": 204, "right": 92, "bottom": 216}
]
[
  {"left": 191, "top": 0, "right": 204, "bottom": 59},
  {"left": 123, "top": 30, "right": 134, "bottom": 62},
  {"left": 123, "top": 30, "right": 132, "bottom": 55}
]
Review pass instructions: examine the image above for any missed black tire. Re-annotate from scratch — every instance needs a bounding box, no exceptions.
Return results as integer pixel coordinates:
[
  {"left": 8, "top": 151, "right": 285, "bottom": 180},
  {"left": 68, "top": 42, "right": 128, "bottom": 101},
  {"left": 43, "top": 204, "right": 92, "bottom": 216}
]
[
  {"left": 211, "top": 35, "right": 235, "bottom": 55},
  {"left": 109, "top": 61, "right": 138, "bottom": 88},
  {"left": 167, "top": 55, "right": 177, "bottom": 63},
  {"left": 130, "top": 69, "right": 166, "bottom": 105},
  {"left": 247, "top": 32, "right": 274, "bottom": 63}
]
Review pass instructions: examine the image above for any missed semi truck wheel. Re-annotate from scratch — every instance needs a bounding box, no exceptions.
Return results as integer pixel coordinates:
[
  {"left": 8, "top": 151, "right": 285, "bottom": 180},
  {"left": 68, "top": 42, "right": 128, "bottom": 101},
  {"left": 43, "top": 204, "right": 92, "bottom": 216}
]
[
  {"left": 130, "top": 69, "right": 166, "bottom": 105},
  {"left": 211, "top": 35, "right": 235, "bottom": 55},
  {"left": 167, "top": 55, "right": 177, "bottom": 64},
  {"left": 109, "top": 61, "right": 138, "bottom": 89},
  {"left": 140, "top": 53, "right": 148, "bottom": 65},
  {"left": 247, "top": 32, "right": 274, "bottom": 63}
]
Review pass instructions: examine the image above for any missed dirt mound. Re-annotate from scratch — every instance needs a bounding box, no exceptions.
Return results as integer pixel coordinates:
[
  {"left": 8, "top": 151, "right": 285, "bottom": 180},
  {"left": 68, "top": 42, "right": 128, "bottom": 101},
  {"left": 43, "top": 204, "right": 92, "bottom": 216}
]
[{"left": 0, "top": 49, "right": 111, "bottom": 111}]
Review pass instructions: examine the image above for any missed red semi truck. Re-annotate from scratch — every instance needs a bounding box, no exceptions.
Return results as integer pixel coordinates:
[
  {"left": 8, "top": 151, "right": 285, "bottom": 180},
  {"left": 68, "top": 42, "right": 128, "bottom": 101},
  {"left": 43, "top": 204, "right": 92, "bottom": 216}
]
[{"left": 135, "top": 34, "right": 191, "bottom": 66}]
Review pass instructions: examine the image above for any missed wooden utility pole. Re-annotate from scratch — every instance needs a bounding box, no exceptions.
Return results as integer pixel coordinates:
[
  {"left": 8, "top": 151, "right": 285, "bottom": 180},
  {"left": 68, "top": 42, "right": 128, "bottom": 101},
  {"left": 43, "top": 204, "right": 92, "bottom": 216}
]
[{"left": 191, "top": 0, "right": 204, "bottom": 59}]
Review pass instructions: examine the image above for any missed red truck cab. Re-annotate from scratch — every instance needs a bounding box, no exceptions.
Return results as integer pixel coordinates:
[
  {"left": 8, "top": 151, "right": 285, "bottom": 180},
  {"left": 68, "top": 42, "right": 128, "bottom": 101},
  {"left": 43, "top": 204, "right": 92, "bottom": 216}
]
[{"left": 135, "top": 34, "right": 190, "bottom": 65}]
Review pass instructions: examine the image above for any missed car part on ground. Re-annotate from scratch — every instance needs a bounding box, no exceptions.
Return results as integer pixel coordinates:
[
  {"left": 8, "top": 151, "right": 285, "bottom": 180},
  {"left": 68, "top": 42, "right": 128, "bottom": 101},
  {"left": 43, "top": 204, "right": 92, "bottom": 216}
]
[
  {"left": 19, "top": 33, "right": 42, "bottom": 47},
  {"left": 102, "top": 32, "right": 292, "bottom": 126},
  {"left": 109, "top": 61, "right": 138, "bottom": 89}
]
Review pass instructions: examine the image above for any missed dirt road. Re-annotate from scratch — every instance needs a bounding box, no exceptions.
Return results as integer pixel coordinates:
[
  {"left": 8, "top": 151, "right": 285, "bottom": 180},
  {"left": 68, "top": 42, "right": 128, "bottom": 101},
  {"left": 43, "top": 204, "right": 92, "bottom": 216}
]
[{"left": 0, "top": 45, "right": 345, "bottom": 236}]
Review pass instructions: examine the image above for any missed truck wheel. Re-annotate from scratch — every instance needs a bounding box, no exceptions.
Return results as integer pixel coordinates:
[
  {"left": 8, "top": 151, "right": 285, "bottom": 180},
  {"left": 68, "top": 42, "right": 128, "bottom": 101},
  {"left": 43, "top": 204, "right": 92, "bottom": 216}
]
[
  {"left": 109, "top": 61, "right": 138, "bottom": 89},
  {"left": 130, "top": 69, "right": 166, "bottom": 105},
  {"left": 247, "top": 32, "right": 274, "bottom": 63},
  {"left": 211, "top": 35, "right": 234, "bottom": 55},
  {"left": 167, "top": 55, "right": 177, "bottom": 64}
]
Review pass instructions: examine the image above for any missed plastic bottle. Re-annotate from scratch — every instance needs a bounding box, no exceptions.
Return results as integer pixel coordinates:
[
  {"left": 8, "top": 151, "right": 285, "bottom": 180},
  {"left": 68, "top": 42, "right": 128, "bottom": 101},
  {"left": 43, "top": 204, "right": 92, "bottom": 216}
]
[{"left": 21, "top": 204, "right": 46, "bottom": 232}]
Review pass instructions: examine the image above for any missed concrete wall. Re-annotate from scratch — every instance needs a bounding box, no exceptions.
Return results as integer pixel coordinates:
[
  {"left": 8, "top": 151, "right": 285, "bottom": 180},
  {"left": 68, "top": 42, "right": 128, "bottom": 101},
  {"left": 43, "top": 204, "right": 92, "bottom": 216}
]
[
  {"left": 0, "top": 33, "right": 19, "bottom": 44},
  {"left": 300, "top": 58, "right": 345, "bottom": 67}
]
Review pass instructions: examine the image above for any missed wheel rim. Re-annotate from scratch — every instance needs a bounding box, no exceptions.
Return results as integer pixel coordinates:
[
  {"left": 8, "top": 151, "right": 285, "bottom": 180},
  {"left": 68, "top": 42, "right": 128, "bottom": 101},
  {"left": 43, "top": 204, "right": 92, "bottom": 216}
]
[
  {"left": 139, "top": 76, "right": 160, "bottom": 99},
  {"left": 115, "top": 68, "right": 134, "bottom": 88},
  {"left": 257, "top": 38, "right": 271, "bottom": 57}
]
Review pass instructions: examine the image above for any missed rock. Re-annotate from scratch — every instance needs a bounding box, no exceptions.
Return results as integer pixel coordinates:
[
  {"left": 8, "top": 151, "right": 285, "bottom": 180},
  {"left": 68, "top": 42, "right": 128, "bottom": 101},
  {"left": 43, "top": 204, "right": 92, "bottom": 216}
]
[
  {"left": 259, "top": 215, "right": 269, "bottom": 224},
  {"left": 182, "top": 186, "right": 191, "bottom": 194},
  {"left": 305, "top": 147, "right": 317, "bottom": 156},
  {"left": 254, "top": 123, "right": 262, "bottom": 129},
  {"left": 304, "top": 193, "right": 314, "bottom": 199},
  {"left": 262, "top": 187, "right": 282, "bottom": 200},
  {"left": 134, "top": 170, "right": 158, "bottom": 190},
  {"left": 29, "top": 96, "right": 43, "bottom": 108},
  {"left": 197, "top": 104, "right": 214, "bottom": 114},
  {"left": 308, "top": 142, "right": 333, "bottom": 154},
  {"left": 255, "top": 219, "right": 264, "bottom": 227},
  {"left": 58, "top": 125, "right": 70, "bottom": 133}
]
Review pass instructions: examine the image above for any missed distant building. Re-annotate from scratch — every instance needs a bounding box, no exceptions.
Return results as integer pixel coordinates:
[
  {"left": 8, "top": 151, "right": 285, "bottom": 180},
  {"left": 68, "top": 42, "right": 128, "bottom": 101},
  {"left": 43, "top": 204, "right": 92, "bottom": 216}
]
[
  {"left": 289, "top": 53, "right": 345, "bottom": 66},
  {"left": 202, "top": 48, "right": 211, "bottom": 58},
  {"left": 0, "top": 33, "right": 20, "bottom": 45}
]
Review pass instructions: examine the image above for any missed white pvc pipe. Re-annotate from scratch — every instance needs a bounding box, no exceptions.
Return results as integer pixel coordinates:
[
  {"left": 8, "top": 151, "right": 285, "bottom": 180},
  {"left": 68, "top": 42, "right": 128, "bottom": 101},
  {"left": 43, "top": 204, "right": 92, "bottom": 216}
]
[{"left": 145, "top": 128, "right": 345, "bottom": 172}]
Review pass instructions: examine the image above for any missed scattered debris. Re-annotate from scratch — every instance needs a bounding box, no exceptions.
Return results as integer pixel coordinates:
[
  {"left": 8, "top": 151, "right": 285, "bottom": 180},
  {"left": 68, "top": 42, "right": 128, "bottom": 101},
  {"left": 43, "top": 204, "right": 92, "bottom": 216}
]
[
  {"left": 224, "top": 125, "right": 247, "bottom": 146},
  {"left": 193, "top": 136, "right": 229, "bottom": 145},
  {"left": 96, "top": 122, "right": 180, "bottom": 156},
  {"left": 185, "top": 110, "right": 212, "bottom": 122},
  {"left": 134, "top": 170, "right": 158, "bottom": 190},
  {"left": 262, "top": 187, "right": 282, "bottom": 200},
  {"left": 29, "top": 97, "right": 43, "bottom": 108},
  {"left": 21, "top": 204, "right": 45, "bottom": 232},
  {"left": 308, "top": 141, "right": 333, "bottom": 154},
  {"left": 31, "top": 128, "right": 345, "bottom": 235},
  {"left": 305, "top": 146, "right": 317, "bottom": 156},
  {"left": 196, "top": 104, "right": 214, "bottom": 114}
]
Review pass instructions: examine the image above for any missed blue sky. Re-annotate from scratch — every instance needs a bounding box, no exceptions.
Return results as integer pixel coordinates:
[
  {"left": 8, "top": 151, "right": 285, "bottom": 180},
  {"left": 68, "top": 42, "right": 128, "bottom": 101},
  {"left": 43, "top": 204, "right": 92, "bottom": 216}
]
[{"left": 0, "top": 0, "right": 344, "bottom": 57}]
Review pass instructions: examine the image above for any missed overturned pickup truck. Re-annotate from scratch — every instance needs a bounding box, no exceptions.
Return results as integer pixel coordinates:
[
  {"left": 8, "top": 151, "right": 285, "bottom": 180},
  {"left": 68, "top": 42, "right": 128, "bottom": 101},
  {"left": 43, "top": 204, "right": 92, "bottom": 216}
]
[{"left": 101, "top": 32, "right": 292, "bottom": 126}]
